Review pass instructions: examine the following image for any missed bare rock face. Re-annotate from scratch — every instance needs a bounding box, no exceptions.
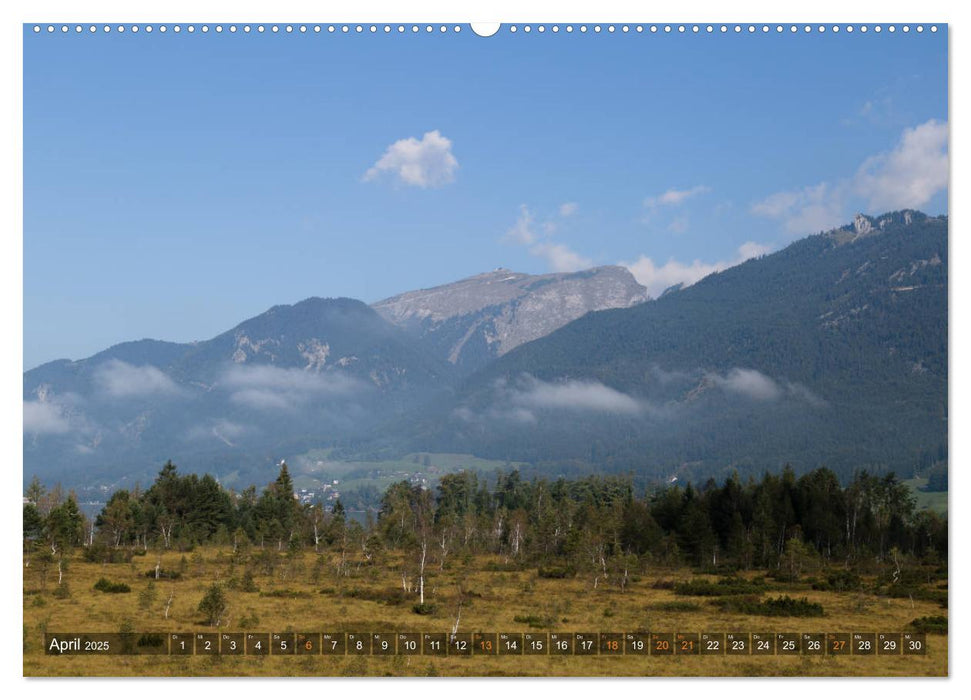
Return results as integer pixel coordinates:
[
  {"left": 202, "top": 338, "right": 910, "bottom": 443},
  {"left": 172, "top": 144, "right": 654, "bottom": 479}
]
[
  {"left": 373, "top": 266, "right": 649, "bottom": 372},
  {"left": 854, "top": 213, "right": 873, "bottom": 236}
]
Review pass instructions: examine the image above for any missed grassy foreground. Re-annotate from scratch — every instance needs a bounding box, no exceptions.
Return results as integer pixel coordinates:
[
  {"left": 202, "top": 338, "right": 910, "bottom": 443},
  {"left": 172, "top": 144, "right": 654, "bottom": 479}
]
[{"left": 23, "top": 547, "right": 946, "bottom": 677}]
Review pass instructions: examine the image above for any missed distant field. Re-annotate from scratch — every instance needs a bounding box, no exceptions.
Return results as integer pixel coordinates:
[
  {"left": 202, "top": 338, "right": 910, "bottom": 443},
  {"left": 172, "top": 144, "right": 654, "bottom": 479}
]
[
  {"left": 285, "top": 451, "right": 525, "bottom": 500},
  {"left": 903, "top": 478, "right": 948, "bottom": 515},
  {"left": 23, "top": 547, "right": 946, "bottom": 677}
]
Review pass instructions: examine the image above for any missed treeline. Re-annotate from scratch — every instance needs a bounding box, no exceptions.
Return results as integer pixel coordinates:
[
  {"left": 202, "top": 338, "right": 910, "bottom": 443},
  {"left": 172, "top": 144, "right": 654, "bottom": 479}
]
[{"left": 23, "top": 462, "right": 946, "bottom": 587}]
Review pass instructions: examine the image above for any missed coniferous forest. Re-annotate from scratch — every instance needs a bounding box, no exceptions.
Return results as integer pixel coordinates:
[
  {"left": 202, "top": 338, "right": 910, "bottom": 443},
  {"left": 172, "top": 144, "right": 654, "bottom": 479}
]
[{"left": 24, "top": 460, "right": 947, "bottom": 590}]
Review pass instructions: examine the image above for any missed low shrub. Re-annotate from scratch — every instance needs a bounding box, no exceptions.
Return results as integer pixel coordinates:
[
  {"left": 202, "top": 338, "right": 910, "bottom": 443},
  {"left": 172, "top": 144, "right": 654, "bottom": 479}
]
[
  {"left": 910, "top": 616, "right": 947, "bottom": 634},
  {"left": 674, "top": 577, "right": 766, "bottom": 596},
  {"left": 512, "top": 614, "right": 549, "bottom": 628},
  {"left": 811, "top": 570, "right": 862, "bottom": 592},
  {"left": 651, "top": 601, "right": 702, "bottom": 612},
  {"left": 259, "top": 588, "right": 313, "bottom": 599},
  {"left": 93, "top": 578, "right": 131, "bottom": 593},
  {"left": 711, "top": 594, "right": 824, "bottom": 617}
]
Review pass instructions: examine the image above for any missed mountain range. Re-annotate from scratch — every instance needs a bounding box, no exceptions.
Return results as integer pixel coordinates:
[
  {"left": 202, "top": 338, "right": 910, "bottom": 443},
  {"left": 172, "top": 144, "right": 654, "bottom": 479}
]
[{"left": 24, "top": 211, "right": 947, "bottom": 492}]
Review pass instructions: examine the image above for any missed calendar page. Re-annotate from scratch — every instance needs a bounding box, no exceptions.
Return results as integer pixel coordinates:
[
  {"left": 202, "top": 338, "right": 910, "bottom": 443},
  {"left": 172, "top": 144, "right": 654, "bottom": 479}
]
[{"left": 21, "top": 14, "right": 948, "bottom": 680}]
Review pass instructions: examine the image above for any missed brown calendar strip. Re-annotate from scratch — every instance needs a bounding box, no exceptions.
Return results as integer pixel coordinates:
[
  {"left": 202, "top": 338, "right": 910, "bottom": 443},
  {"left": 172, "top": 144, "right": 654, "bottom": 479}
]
[{"left": 44, "top": 632, "right": 928, "bottom": 656}]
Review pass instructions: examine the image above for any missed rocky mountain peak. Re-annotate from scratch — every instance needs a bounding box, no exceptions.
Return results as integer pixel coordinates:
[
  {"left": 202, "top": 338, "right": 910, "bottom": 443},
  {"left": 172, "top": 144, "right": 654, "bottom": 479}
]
[{"left": 372, "top": 265, "right": 649, "bottom": 371}]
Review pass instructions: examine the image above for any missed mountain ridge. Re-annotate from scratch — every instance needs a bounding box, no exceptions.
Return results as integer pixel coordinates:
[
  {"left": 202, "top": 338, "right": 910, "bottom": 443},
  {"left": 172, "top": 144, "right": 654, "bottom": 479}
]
[{"left": 24, "top": 210, "right": 946, "bottom": 492}]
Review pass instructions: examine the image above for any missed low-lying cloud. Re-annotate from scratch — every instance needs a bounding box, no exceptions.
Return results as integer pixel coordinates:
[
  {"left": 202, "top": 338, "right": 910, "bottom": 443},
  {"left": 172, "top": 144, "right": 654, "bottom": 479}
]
[
  {"left": 458, "top": 375, "right": 648, "bottom": 426},
  {"left": 515, "top": 376, "right": 643, "bottom": 414},
  {"left": 23, "top": 400, "right": 73, "bottom": 435},
  {"left": 705, "top": 368, "right": 825, "bottom": 406},
  {"left": 708, "top": 368, "right": 783, "bottom": 401},
  {"left": 94, "top": 360, "right": 183, "bottom": 399},
  {"left": 222, "top": 364, "right": 364, "bottom": 411}
]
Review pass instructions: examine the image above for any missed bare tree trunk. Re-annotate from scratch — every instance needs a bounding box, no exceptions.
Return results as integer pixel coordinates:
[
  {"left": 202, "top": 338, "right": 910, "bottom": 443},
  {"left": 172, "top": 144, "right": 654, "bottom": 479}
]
[
  {"left": 164, "top": 592, "right": 174, "bottom": 619},
  {"left": 419, "top": 539, "right": 427, "bottom": 606},
  {"left": 451, "top": 603, "right": 462, "bottom": 635}
]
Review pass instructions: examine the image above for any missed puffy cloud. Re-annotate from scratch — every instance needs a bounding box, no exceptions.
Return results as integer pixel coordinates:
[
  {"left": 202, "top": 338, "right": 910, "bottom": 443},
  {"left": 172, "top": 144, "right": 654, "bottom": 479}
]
[
  {"left": 94, "top": 360, "right": 182, "bottom": 399},
  {"left": 623, "top": 241, "right": 770, "bottom": 298},
  {"left": 644, "top": 185, "right": 710, "bottom": 210},
  {"left": 752, "top": 120, "right": 948, "bottom": 236},
  {"left": 23, "top": 400, "right": 72, "bottom": 435},
  {"left": 559, "top": 202, "right": 579, "bottom": 217},
  {"left": 363, "top": 130, "right": 458, "bottom": 188},
  {"left": 855, "top": 119, "right": 948, "bottom": 211},
  {"left": 222, "top": 365, "right": 363, "bottom": 411}
]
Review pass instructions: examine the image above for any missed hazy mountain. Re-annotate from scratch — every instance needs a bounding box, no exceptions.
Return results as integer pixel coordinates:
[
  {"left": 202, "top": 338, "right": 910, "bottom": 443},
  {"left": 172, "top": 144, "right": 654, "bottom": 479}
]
[
  {"left": 387, "top": 211, "right": 947, "bottom": 483},
  {"left": 23, "top": 212, "right": 947, "bottom": 491},
  {"left": 23, "top": 298, "right": 455, "bottom": 489},
  {"left": 372, "top": 265, "right": 649, "bottom": 373}
]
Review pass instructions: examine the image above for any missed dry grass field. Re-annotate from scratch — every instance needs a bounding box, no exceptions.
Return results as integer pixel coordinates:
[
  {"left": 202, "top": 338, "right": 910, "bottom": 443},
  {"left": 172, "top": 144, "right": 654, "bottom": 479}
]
[{"left": 22, "top": 547, "right": 946, "bottom": 677}]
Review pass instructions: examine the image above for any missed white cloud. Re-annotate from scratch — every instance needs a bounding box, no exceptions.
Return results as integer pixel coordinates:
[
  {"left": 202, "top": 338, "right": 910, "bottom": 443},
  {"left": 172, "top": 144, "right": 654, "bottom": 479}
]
[
  {"left": 559, "top": 202, "right": 579, "bottom": 217},
  {"left": 515, "top": 377, "right": 643, "bottom": 414},
  {"left": 363, "top": 130, "right": 458, "bottom": 188},
  {"left": 463, "top": 375, "right": 648, "bottom": 425},
  {"left": 704, "top": 368, "right": 826, "bottom": 406},
  {"left": 504, "top": 205, "right": 593, "bottom": 272},
  {"left": 622, "top": 241, "right": 770, "bottom": 298},
  {"left": 94, "top": 360, "right": 182, "bottom": 399},
  {"left": 752, "top": 120, "right": 948, "bottom": 236},
  {"left": 737, "top": 241, "right": 772, "bottom": 259},
  {"left": 855, "top": 119, "right": 948, "bottom": 211},
  {"left": 644, "top": 185, "right": 710, "bottom": 210},
  {"left": 23, "top": 400, "right": 72, "bottom": 435},
  {"left": 708, "top": 368, "right": 783, "bottom": 401},
  {"left": 751, "top": 182, "right": 846, "bottom": 236},
  {"left": 222, "top": 365, "right": 363, "bottom": 411}
]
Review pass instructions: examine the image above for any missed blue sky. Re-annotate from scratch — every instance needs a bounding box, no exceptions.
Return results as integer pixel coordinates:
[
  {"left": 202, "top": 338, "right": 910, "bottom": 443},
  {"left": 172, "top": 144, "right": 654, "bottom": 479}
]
[{"left": 23, "top": 24, "right": 948, "bottom": 370}]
